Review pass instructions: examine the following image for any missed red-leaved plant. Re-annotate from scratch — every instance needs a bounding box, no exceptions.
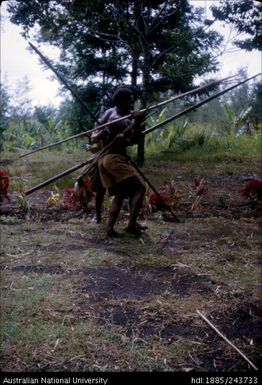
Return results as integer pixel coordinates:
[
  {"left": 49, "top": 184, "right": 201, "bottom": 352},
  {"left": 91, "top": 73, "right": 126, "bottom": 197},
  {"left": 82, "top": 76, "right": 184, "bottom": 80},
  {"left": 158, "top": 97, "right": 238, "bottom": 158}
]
[
  {"left": 191, "top": 177, "right": 207, "bottom": 210},
  {"left": 0, "top": 168, "right": 10, "bottom": 201},
  {"left": 148, "top": 192, "right": 171, "bottom": 210},
  {"left": 62, "top": 187, "right": 78, "bottom": 209},
  {"left": 240, "top": 180, "right": 262, "bottom": 201},
  {"left": 148, "top": 180, "right": 184, "bottom": 211},
  {"left": 63, "top": 178, "right": 94, "bottom": 209}
]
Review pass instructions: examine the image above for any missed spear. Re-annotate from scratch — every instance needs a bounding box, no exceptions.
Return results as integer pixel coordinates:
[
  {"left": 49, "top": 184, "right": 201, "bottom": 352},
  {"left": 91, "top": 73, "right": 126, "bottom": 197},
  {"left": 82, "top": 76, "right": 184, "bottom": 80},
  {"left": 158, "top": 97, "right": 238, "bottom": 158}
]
[
  {"left": 19, "top": 69, "right": 236, "bottom": 158},
  {"left": 25, "top": 42, "right": 184, "bottom": 219},
  {"left": 76, "top": 73, "right": 261, "bottom": 176},
  {"left": 24, "top": 73, "right": 260, "bottom": 196},
  {"left": 24, "top": 155, "right": 96, "bottom": 196},
  {"left": 126, "top": 155, "right": 179, "bottom": 221},
  {"left": 28, "top": 41, "right": 100, "bottom": 125},
  {"left": 144, "top": 73, "right": 261, "bottom": 135}
]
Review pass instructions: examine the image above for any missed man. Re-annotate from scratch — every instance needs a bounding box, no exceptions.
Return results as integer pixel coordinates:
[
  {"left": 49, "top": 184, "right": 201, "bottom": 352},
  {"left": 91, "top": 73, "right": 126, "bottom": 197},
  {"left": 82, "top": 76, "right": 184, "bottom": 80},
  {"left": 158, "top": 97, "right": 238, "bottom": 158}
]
[
  {"left": 91, "top": 87, "right": 146, "bottom": 237},
  {"left": 82, "top": 143, "right": 106, "bottom": 224}
]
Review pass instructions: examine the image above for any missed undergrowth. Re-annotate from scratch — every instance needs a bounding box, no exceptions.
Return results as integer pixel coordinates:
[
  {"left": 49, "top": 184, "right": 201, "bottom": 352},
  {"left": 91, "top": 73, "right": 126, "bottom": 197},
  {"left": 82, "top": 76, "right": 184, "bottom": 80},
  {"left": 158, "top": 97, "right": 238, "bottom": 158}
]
[
  {"left": 145, "top": 128, "right": 261, "bottom": 163},
  {"left": 1, "top": 125, "right": 261, "bottom": 372}
]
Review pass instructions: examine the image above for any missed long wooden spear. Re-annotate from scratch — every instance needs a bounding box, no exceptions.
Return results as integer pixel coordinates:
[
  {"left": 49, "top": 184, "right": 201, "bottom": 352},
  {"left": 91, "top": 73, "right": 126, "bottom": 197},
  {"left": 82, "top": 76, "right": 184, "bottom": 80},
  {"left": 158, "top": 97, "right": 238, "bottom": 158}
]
[
  {"left": 72, "top": 73, "right": 259, "bottom": 180},
  {"left": 24, "top": 155, "right": 95, "bottom": 196},
  {"left": 23, "top": 42, "right": 153, "bottom": 202},
  {"left": 24, "top": 73, "right": 260, "bottom": 196},
  {"left": 144, "top": 73, "right": 261, "bottom": 135},
  {"left": 19, "top": 70, "right": 236, "bottom": 158},
  {"left": 28, "top": 41, "right": 100, "bottom": 125}
]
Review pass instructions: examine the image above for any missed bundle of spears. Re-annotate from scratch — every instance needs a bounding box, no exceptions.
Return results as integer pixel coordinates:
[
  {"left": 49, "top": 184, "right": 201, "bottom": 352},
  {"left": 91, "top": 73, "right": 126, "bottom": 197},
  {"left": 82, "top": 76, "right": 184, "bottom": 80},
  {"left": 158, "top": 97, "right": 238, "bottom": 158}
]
[{"left": 19, "top": 42, "right": 260, "bottom": 219}]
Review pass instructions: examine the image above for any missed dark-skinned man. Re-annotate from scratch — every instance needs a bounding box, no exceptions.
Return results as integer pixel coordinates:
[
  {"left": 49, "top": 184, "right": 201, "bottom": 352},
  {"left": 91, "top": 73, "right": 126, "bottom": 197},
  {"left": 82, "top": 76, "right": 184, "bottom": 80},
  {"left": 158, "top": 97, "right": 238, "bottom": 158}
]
[{"left": 91, "top": 87, "right": 146, "bottom": 237}]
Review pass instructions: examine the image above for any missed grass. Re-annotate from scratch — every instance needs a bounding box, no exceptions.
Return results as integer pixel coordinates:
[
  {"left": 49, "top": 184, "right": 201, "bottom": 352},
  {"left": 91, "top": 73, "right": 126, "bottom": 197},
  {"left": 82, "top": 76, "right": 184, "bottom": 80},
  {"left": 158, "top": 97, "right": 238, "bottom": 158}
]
[
  {"left": 145, "top": 131, "right": 261, "bottom": 166},
  {"left": 0, "top": 137, "right": 261, "bottom": 372},
  {"left": 3, "top": 149, "right": 89, "bottom": 192}
]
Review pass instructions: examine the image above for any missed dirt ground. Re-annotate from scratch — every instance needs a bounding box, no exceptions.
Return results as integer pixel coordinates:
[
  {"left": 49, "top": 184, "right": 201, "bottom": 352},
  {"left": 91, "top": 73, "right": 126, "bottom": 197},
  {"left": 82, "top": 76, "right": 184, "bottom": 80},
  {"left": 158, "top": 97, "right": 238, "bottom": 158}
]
[{"left": 0, "top": 155, "right": 261, "bottom": 372}]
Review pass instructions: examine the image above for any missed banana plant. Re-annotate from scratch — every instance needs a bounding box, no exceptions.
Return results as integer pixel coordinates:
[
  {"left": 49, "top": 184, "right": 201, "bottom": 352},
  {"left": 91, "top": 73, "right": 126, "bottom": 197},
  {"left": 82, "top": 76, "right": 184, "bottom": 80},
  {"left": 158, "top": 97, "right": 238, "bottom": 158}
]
[
  {"left": 223, "top": 105, "right": 252, "bottom": 135},
  {"left": 146, "top": 107, "right": 168, "bottom": 145},
  {"left": 168, "top": 119, "right": 189, "bottom": 148}
]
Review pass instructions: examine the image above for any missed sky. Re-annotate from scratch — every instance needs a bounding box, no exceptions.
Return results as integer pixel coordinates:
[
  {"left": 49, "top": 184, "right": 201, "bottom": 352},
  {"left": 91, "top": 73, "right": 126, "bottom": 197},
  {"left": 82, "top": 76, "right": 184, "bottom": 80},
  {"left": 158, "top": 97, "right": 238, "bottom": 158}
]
[
  {"left": 1, "top": 1, "right": 63, "bottom": 107},
  {"left": 1, "top": 0, "right": 261, "bottom": 109}
]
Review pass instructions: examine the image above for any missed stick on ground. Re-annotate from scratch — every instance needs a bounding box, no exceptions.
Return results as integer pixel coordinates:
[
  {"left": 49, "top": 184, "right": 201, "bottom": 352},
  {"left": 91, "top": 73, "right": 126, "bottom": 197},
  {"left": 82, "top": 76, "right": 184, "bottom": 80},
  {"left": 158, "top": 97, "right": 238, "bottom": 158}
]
[{"left": 197, "top": 310, "right": 258, "bottom": 371}]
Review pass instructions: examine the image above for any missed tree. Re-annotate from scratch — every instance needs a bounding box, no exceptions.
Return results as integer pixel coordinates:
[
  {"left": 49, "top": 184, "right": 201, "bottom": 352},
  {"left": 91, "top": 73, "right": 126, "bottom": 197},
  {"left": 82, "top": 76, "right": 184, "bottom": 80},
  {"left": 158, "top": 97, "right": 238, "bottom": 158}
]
[
  {"left": 211, "top": 0, "right": 262, "bottom": 51},
  {"left": 249, "top": 82, "right": 262, "bottom": 128},
  {"left": 0, "top": 82, "right": 10, "bottom": 136},
  {"left": 7, "top": 0, "right": 223, "bottom": 163}
]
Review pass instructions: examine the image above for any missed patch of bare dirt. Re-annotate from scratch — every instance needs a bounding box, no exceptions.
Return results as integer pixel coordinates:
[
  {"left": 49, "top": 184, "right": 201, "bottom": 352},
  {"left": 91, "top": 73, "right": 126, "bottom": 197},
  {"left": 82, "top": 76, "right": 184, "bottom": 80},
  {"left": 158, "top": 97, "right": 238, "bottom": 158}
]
[
  {"left": 197, "top": 301, "right": 262, "bottom": 371},
  {"left": 213, "top": 301, "right": 262, "bottom": 345},
  {"left": 97, "top": 302, "right": 206, "bottom": 339},
  {"left": 96, "top": 300, "right": 261, "bottom": 371},
  {"left": 75, "top": 266, "right": 212, "bottom": 302}
]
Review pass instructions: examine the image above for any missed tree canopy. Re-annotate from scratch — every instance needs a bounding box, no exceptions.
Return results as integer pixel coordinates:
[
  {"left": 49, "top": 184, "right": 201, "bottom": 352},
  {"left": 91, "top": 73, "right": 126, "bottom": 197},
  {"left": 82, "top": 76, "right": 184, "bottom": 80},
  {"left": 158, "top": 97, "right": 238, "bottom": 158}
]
[
  {"left": 211, "top": 0, "right": 262, "bottom": 51},
  {"left": 7, "top": 0, "right": 225, "bottom": 163},
  {"left": 7, "top": 1, "right": 223, "bottom": 101}
]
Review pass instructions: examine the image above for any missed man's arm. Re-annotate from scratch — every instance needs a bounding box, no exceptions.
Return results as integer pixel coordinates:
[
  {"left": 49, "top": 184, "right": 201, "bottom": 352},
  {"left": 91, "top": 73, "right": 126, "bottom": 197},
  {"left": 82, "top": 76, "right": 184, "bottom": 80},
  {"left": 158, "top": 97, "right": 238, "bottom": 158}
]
[
  {"left": 124, "top": 111, "right": 145, "bottom": 145},
  {"left": 91, "top": 109, "right": 114, "bottom": 144}
]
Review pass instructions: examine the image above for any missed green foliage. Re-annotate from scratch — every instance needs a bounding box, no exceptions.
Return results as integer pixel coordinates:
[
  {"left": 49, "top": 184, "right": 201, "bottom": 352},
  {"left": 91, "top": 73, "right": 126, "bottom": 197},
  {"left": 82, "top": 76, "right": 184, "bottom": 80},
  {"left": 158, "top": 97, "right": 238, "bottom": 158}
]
[
  {"left": 223, "top": 104, "right": 252, "bottom": 136},
  {"left": 211, "top": 0, "right": 262, "bottom": 51},
  {"left": 146, "top": 107, "right": 168, "bottom": 145},
  {"left": 2, "top": 113, "right": 80, "bottom": 153},
  {"left": 177, "top": 75, "right": 261, "bottom": 136},
  {"left": 146, "top": 125, "right": 261, "bottom": 164},
  {"left": 0, "top": 83, "right": 10, "bottom": 137},
  {"left": 7, "top": 0, "right": 223, "bottom": 113},
  {"left": 249, "top": 82, "right": 262, "bottom": 127},
  {"left": 2, "top": 79, "right": 87, "bottom": 153},
  {"left": 144, "top": 91, "right": 261, "bottom": 160}
]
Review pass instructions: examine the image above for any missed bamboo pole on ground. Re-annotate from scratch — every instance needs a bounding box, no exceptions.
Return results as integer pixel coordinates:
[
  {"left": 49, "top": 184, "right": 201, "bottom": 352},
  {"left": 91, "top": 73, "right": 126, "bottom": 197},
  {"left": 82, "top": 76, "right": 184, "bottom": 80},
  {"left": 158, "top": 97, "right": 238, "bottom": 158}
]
[{"left": 197, "top": 311, "right": 258, "bottom": 371}]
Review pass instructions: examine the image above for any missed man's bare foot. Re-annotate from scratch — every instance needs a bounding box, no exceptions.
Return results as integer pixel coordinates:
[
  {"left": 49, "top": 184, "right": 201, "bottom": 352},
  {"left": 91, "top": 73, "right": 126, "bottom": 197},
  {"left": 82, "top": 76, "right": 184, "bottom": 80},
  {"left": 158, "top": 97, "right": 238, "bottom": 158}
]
[{"left": 125, "top": 225, "right": 142, "bottom": 237}]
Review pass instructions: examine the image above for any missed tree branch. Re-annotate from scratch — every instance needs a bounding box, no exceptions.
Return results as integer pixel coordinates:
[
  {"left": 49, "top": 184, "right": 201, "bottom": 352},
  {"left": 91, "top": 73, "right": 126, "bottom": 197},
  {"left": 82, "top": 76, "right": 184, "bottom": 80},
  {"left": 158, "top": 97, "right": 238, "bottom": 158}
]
[
  {"left": 149, "top": 0, "right": 169, "bottom": 31},
  {"left": 109, "top": 4, "right": 148, "bottom": 45},
  {"left": 148, "top": 0, "right": 177, "bottom": 35},
  {"left": 149, "top": 44, "right": 178, "bottom": 71}
]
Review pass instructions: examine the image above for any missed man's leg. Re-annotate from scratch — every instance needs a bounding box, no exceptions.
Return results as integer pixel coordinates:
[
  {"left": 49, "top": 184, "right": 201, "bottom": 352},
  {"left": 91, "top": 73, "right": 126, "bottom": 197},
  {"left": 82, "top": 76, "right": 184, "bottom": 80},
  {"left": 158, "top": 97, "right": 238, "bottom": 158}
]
[
  {"left": 127, "top": 177, "right": 145, "bottom": 234},
  {"left": 117, "top": 176, "right": 145, "bottom": 236},
  {"left": 106, "top": 193, "right": 124, "bottom": 236},
  {"left": 95, "top": 186, "right": 106, "bottom": 223},
  {"left": 91, "top": 171, "right": 106, "bottom": 224}
]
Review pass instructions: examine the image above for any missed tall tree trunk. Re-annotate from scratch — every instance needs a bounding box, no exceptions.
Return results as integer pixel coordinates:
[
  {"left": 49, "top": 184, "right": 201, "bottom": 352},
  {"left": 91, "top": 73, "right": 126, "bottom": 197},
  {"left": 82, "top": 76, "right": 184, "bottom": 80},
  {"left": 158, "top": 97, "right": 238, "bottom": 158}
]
[
  {"left": 131, "top": 57, "right": 138, "bottom": 87},
  {"left": 136, "top": 47, "right": 150, "bottom": 166}
]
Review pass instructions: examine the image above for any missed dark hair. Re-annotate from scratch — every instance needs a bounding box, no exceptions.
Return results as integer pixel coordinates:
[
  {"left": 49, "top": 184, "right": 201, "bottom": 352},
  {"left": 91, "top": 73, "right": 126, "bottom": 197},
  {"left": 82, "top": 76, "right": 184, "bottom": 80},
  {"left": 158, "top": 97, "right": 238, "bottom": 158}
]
[{"left": 112, "top": 87, "right": 133, "bottom": 106}]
